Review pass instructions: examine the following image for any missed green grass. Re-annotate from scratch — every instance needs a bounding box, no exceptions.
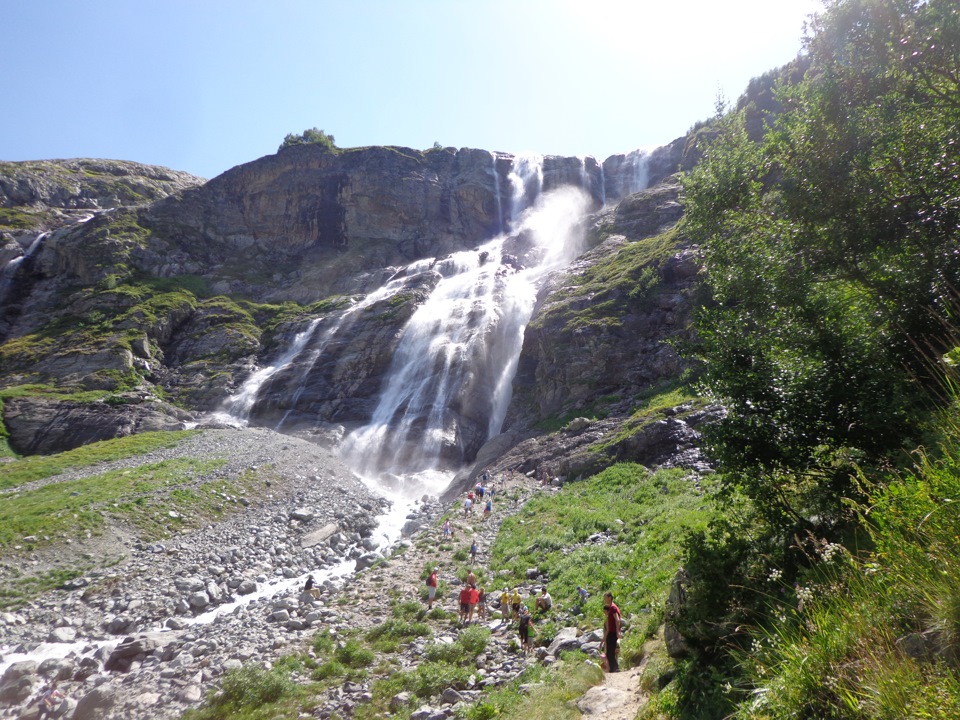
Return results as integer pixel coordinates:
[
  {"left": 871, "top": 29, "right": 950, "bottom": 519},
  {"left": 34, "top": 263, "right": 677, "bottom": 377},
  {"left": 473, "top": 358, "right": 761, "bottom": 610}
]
[
  {"left": 0, "top": 567, "right": 88, "bottom": 610},
  {"left": 491, "top": 464, "right": 716, "bottom": 657},
  {"left": 0, "top": 456, "right": 227, "bottom": 547},
  {"left": 183, "top": 664, "right": 305, "bottom": 720},
  {"left": 0, "top": 430, "right": 197, "bottom": 489},
  {"left": 462, "top": 651, "right": 605, "bottom": 720}
]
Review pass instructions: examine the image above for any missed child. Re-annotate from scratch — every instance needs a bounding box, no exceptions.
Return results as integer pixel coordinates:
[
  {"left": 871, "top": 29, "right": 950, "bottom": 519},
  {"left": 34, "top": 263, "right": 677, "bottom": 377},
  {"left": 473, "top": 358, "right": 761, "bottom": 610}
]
[
  {"left": 477, "top": 587, "right": 487, "bottom": 620},
  {"left": 518, "top": 609, "right": 535, "bottom": 654}
]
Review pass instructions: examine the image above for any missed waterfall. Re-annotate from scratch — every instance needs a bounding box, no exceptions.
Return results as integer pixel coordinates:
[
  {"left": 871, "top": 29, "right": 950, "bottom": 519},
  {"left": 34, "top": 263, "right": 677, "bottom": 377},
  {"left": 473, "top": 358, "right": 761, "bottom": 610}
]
[
  {"left": 214, "top": 267, "right": 434, "bottom": 426},
  {"left": 599, "top": 163, "right": 607, "bottom": 207},
  {"left": 490, "top": 152, "right": 504, "bottom": 235},
  {"left": 628, "top": 148, "right": 651, "bottom": 195},
  {"left": 213, "top": 318, "right": 324, "bottom": 424},
  {"left": 341, "top": 186, "right": 591, "bottom": 488},
  {"left": 0, "top": 232, "right": 50, "bottom": 309},
  {"left": 508, "top": 154, "right": 544, "bottom": 226}
]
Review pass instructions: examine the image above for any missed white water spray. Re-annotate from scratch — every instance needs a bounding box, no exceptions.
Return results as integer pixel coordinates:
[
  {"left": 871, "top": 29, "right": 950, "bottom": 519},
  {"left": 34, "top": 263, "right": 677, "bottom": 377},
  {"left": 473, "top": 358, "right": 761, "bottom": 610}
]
[{"left": 341, "top": 186, "right": 591, "bottom": 485}]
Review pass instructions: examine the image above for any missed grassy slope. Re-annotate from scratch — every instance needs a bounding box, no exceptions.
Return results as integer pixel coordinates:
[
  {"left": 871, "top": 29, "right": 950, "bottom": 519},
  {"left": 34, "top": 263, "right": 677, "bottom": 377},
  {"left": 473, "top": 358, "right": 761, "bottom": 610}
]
[
  {"left": 182, "top": 462, "right": 717, "bottom": 719},
  {"left": 0, "top": 430, "right": 262, "bottom": 609}
]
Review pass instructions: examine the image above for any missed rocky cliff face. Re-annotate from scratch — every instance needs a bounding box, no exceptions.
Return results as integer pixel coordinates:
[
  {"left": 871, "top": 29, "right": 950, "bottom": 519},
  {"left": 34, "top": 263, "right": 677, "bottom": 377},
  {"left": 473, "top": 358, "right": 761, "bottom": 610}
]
[{"left": 0, "top": 139, "right": 698, "bottom": 459}]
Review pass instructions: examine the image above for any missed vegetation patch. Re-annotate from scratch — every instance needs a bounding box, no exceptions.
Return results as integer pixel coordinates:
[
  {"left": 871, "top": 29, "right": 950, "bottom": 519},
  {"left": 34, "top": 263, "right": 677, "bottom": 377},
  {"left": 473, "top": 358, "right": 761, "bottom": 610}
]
[
  {"left": 491, "top": 464, "right": 716, "bottom": 653},
  {"left": 0, "top": 429, "right": 196, "bottom": 489},
  {"left": 0, "top": 455, "right": 226, "bottom": 548},
  {"left": 462, "top": 651, "right": 604, "bottom": 720},
  {"left": 183, "top": 663, "right": 305, "bottom": 720}
]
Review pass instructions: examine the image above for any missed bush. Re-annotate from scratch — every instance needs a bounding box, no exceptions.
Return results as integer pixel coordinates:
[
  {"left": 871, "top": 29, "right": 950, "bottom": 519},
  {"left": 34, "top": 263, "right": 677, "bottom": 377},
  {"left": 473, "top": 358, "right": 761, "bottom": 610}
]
[
  {"left": 185, "top": 663, "right": 299, "bottom": 719},
  {"left": 278, "top": 127, "right": 336, "bottom": 152},
  {"left": 335, "top": 639, "right": 375, "bottom": 669}
]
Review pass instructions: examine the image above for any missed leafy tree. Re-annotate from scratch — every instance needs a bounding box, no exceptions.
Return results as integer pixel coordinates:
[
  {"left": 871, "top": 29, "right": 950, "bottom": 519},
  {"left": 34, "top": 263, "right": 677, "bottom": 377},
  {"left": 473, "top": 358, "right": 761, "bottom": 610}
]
[
  {"left": 278, "top": 127, "right": 337, "bottom": 152},
  {"left": 674, "top": 0, "right": 960, "bottom": 673},
  {"left": 683, "top": 0, "right": 960, "bottom": 531}
]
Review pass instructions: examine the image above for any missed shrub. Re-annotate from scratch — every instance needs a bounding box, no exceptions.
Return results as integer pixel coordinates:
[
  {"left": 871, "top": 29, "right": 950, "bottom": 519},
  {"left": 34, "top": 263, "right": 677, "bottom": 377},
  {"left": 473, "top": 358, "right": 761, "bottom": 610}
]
[
  {"left": 335, "top": 639, "right": 375, "bottom": 669},
  {"left": 278, "top": 127, "right": 337, "bottom": 152}
]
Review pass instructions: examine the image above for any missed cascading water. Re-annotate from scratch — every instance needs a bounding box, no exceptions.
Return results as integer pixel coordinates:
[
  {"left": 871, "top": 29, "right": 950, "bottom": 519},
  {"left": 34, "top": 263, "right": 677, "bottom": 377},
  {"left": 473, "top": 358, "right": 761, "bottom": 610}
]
[
  {"left": 508, "top": 154, "right": 544, "bottom": 224},
  {"left": 214, "top": 266, "right": 433, "bottom": 427},
  {"left": 340, "top": 185, "right": 591, "bottom": 495},
  {"left": 490, "top": 152, "right": 505, "bottom": 235}
]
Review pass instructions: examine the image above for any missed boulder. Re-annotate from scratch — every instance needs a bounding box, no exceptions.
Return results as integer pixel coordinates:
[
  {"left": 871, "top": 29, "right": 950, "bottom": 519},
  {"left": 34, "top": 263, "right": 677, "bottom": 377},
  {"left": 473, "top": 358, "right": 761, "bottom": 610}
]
[
  {"left": 73, "top": 685, "right": 119, "bottom": 720},
  {"left": 546, "top": 627, "right": 580, "bottom": 656},
  {"left": 3, "top": 396, "right": 189, "bottom": 455}
]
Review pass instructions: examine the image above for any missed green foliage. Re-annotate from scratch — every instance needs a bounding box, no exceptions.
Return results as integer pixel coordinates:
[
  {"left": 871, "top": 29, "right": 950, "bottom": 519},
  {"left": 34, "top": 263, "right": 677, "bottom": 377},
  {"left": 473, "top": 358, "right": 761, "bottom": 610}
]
[
  {"left": 672, "top": 1, "right": 960, "bottom": 713},
  {"left": 720, "top": 413, "right": 960, "bottom": 719},
  {"left": 461, "top": 654, "right": 604, "bottom": 720},
  {"left": 530, "top": 228, "right": 683, "bottom": 333},
  {"left": 0, "top": 456, "right": 227, "bottom": 548},
  {"left": 183, "top": 664, "right": 302, "bottom": 720},
  {"left": 0, "top": 430, "right": 196, "bottom": 490},
  {"left": 334, "top": 639, "right": 375, "bottom": 669},
  {"left": 491, "top": 464, "right": 715, "bottom": 644},
  {"left": 278, "top": 127, "right": 337, "bottom": 153},
  {"left": 678, "top": 0, "right": 960, "bottom": 638},
  {"left": 365, "top": 617, "right": 432, "bottom": 652},
  {"left": 423, "top": 626, "right": 490, "bottom": 665}
]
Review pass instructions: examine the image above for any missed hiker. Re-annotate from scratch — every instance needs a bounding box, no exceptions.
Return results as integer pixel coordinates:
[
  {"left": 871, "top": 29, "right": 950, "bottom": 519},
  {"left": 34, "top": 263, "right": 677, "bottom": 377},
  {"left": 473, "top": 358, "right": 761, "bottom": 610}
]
[
  {"left": 482, "top": 497, "right": 492, "bottom": 521},
  {"left": 465, "top": 568, "right": 477, "bottom": 588},
  {"left": 470, "top": 539, "right": 478, "bottom": 562},
  {"left": 482, "top": 469, "right": 489, "bottom": 485},
  {"left": 476, "top": 482, "right": 485, "bottom": 499},
  {"left": 535, "top": 586, "right": 552, "bottom": 612},
  {"left": 518, "top": 608, "right": 535, "bottom": 654},
  {"left": 477, "top": 586, "right": 487, "bottom": 620},
  {"left": 303, "top": 575, "right": 321, "bottom": 599},
  {"left": 511, "top": 588, "right": 522, "bottom": 620},
  {"left": 464, "top": 497, "right": 473, "bottom": 516},
  {"left": 459, "top": 585, "right": 471, "bottom": 624},
  {"left": 426, "top": 567, "right": 438, "bottom": 609},
  {"left": 467, "top": 584, "right": 480, "bottom": 623},
  {"left": 443, "top": 519, "right": 452, "bottom": 539},
  {"left": 500, "top": 587, "right": 511, "bottom": 620},
  {"left": 36, "top": 681, "right": 65, "bottom": 719},
  {"left": 577, "top": 586, "right": 589, "bottom": 603},
  {"left": 603, "top": 591, "right": 622, "bottom": 672}
]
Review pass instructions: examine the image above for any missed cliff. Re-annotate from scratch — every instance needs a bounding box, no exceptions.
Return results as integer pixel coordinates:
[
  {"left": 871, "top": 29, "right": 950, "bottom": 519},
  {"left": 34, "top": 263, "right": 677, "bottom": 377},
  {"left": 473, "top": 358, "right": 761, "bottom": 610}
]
[{"left": 0, "top": 140, "right": 696, "bottom": 460}]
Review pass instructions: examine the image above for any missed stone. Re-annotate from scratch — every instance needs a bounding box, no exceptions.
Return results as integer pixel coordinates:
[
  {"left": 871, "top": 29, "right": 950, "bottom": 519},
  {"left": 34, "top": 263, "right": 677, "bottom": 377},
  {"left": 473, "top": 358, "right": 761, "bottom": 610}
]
[
  {"left": 105, "top": 615, "right": 134, "bottom": 634},
  {"left": 0, "top": 674, "right": 34, "bottom": 703},
  {"left": 290, "top": 508, "right": 315, "bottom": 522},
  {"left": 37, "top": 657, "right": 74, "bottom": 681},
  {"left": 390, "top": 691, "right": 413, "bottom": 711},
  {"left": 442, "top": 687, "right": 465, "bottom": 703},
  {"left": 73, "top": 685, "right": 119, "bottom": 720},
  {"left": 188, "top": 591, "right": 211, "bottom": 608},
  {"left": 179, "top": 684, "right": 203, "bottom": 702},
  {"left": 546, "top": 627, "right": 579, "bottom": 656},
  {"left": 301, "top": 524, "right": 339, "bottom": 548},
  {"left": 237, "top": 580, "right": 258, "bottom": 595},
  {"left": 46, "top": 626, "right": 77, "bottom": 643},
  {"left": 576, "top": 685, "right": 630, "bottom": 715}
]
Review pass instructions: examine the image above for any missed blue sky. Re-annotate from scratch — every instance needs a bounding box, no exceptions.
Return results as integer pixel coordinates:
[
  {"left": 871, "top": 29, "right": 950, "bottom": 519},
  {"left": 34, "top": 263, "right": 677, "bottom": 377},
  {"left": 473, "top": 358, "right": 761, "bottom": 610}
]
[{"left": 0, "top": 0, "right": 821, "bottom": 180}]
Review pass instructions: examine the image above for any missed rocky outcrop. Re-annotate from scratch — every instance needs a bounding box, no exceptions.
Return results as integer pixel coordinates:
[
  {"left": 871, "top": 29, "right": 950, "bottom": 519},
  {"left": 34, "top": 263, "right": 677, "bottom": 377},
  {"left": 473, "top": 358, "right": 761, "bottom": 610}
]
[
  {"left": 3, "top": 395, "right": 192, "bottom": 455},
  {"left": 506, "top": 181, "right": 695, "bottom": 429},
  {"left": 0, "top": 158, "right": 204, "bottom": 236},
  {"left": 0, "top": 139, "right": 701, "bottom": 461}
]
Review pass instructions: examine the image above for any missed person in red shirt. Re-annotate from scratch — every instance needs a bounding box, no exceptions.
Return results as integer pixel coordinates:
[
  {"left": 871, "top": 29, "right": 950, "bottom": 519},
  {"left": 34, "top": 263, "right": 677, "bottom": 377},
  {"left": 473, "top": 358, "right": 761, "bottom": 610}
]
[
  {"left": 467, "top": 585, "right": 480, "bottom": 623},
  {"left": 603, "top": 591, "right": 622, "bottom": 672},
  {"left": 459, "top": 585, "right": 471, "bottom": 624},
  {"left": 426, "top": 567, "right": 438, "bottom": 610}
]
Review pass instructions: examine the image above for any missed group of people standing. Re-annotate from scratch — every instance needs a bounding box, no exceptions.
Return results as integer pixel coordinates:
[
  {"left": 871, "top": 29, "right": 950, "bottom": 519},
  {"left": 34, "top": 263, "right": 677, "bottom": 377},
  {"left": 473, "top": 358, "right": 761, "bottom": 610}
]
[
  {"left": 447, "top": 469, "right": 623, "bottom": 671},
  {"left": 463, "top": 475, "right": 495, "bottom": 520}
]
